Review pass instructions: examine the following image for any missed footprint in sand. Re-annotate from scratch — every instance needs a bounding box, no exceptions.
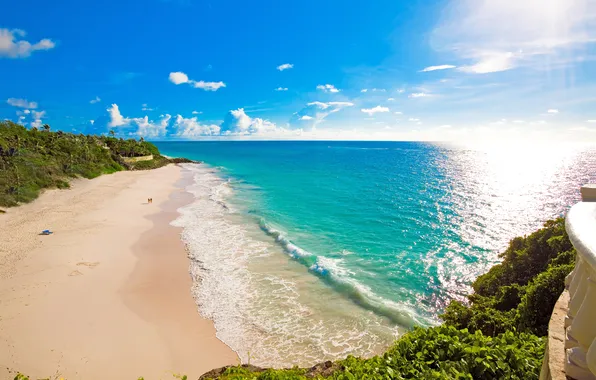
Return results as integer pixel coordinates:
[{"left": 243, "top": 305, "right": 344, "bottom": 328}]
[
  {"left": 76, "top": 262, "right": 100, "bottom": 268},
  {"left": 69, "top": 270, "right": 83, "bottom": 276}
]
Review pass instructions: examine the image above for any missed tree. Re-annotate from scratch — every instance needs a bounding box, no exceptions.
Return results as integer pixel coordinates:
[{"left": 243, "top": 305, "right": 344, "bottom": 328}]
[
  {"left": 42, "top": 124, "right": 50, "bottom": 132},
  {"left": 109, "top": 129, "right": 115, "bottom": 137}
]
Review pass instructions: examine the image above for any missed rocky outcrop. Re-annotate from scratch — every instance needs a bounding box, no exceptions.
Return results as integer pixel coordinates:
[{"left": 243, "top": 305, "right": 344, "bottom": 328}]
[{"left": 199, "top": 360, "right": 341, "bottom": 379}]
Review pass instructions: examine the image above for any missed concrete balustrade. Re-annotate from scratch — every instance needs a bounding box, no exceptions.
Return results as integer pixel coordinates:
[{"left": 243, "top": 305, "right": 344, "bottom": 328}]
[
  {"left": 562, "top": 185, "right": 596, "bottom": 380},
  {"left": 540, "top": 185, "right": 596, "bottom": 380}
]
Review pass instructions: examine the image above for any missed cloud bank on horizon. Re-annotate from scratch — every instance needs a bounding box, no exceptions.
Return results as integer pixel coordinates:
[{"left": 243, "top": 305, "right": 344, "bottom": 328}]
[{"left": 1, "top": 0, "right": 596, "bottom": 141}]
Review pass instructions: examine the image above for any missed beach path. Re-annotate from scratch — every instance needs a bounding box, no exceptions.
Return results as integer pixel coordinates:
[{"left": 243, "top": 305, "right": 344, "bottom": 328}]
[{"left": 0, "top": 164, "right": 238, "bottom": 379}]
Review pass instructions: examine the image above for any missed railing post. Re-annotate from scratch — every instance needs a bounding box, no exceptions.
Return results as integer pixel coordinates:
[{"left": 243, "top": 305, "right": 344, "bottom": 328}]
[{"left": 581, "top": 184, "right": 596, "bottom": 202}]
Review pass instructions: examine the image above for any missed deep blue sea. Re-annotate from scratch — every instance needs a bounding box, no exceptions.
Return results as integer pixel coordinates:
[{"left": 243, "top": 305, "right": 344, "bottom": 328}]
[{"left": 158, "top": 141, "right": 596, "bottom": 366}]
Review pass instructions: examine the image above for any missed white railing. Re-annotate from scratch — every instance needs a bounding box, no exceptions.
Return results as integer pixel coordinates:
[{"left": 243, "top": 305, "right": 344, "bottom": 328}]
[{"left": 564, "top": 184, "right": 596, "bottom": 380}]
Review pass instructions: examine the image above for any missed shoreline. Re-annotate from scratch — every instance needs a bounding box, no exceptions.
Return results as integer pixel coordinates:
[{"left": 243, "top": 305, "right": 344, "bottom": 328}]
[
  {"left": 170, "top": 163, "right": 402, "bottom": 368},
  {"left": 120, "top": 165, "right": 239, "bottom": 377},
  {"left": 0, "top": 164, "right": 238, "bottom": 379}
]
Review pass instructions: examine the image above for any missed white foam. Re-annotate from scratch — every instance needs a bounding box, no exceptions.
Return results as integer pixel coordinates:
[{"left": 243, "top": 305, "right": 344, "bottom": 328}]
[
  {"left": 172, "top": 164, "right": 267, "bottom": 362},
  {"left": 172, "top": 164, "right": 402, "bottom": 367}
]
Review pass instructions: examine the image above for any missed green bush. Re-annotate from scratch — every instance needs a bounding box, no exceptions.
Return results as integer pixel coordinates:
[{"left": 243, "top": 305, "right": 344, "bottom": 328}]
[
  {"left": 442, "top": 219, "right": 574, "bottom": 337},
  {"left": 205, "top": 327, "right": 544, "bottom": 380},
  {"left": 472, "top": 219, "right": 572, "bottom": 297},
  {"left": 131, "top": 155, "right": 171, "bottom": 170},
  {"left": 517, "top": 263, "right": 574, "bottom": 336}
]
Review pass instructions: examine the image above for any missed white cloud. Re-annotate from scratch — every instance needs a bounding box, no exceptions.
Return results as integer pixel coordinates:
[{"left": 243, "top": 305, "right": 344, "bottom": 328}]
[
  {"left": 328, "top": 101, "right": 355, "bottom": 107},
  {"left": 227, "top": 108, "right": 251, "bottom": 132},
  {"left": 361, "top": 106, "right": 390, "bottom": 116},
  {"left": 174, "top": 115, "right": 220, "bottom": 138},
  {"left": 409, "top": 93, "right": 430, "bottom": 98},
  {"left": 30, "top": 110, "right": 46, "bottom": 129},
  {"left": 192, "top": 110, "right": 202, "bottom": 115},
  {"left": 294, "top": 101, "right": 354, "bottom": 129},
  {"left": 371, "top": 88, "right": 386, "bottom": 92},
  {"left": 107, "top": 104, "right": 129, "bottom": 127},
  {"left": 587, "top": 120, "right": 596, "bottom": 123},
  {"left": 169, "top": 71, "right": 189, "bottom": 84},
  {"left": 432, "top": 0, "right": 596, "bottom": 73},
  {"left": 135, "top": 114, "right": 171, "bottom": 138},
  {"left": 169, "top": 72, "right": 226, "bottom": 91},
  {"left": 361, "top": 89, "right": 368, "bottom": 93},
  {"left": 547, "top": 109, "right": 559, "bottom": 114},
  {"left": 220, "top": 108, "right": 278, "bottom": 135},
  {"left": 387, "top": 98, "right": 395, "bottom": 101},
  {"left": 421, "top": 64, "right": 457, "bottom": 72},
  {"left": 192, "top": 80, "right": 226, "bottom": 91},
  {"left": 7, "top": 98, "right": 38, "bottom": 108},
  {"left": 307, "top": 101, "right": 354, "bottom": 109},
  {"left": 275, "top": 87, "right": 288, "bottom": 91},
  {"left": 458, "top": 51, "right": 516, "bottom": 74},
  {"left": 90, "top": 120, "right": 95, "bottom": 125},
  {"left": 316, "top": 84, "right": 340, "bottom": 93},
  {"left": 408, "top": 118, "right": 420, "bottom": 122},
  {"left": 0, "top": 28, "right": 56, "bottom": 58},
  {"left": 104, "top": 103, "right": 173, "bottom": 137},
  {"left": 32, "top": 110, "right": 45, "bottom": 119},
  {"left": 277, "top": 63, "right": 294, "bottom": 71},
  {"left": 307, "top": 101, "right": 331, "bottom": 109},
  {"left": 395, "top": 111, "right": 403, "bottom": 115},
  {"left": 23, "top": 109, "right": 30, "bottom": 114},
  {"left": 90, "top": 96, "right": 101, "bottom": 104}
]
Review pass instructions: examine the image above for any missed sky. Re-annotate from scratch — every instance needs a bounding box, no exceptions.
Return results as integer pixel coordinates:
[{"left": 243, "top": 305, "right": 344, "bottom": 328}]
[{"left": 2, "top": 0, "right": 596, "bottom": 141}]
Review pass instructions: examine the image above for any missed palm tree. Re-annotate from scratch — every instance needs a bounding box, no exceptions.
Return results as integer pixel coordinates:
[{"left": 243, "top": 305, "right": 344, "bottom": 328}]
[
  {"left": 109, "top": 129, "right": 115, "bottom": 137},
  {"left": 42, "top": 124, "right": 50, "bottom": 132}
]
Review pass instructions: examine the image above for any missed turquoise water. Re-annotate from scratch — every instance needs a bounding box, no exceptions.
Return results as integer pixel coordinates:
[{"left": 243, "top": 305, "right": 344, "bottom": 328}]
[{"left": 159, "top": 141, "right": 596, "bottom": 366}]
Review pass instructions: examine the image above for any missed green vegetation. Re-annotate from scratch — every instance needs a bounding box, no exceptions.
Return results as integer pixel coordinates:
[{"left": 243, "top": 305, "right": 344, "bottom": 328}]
[
  {"left": 441, "top": 218, "right": 574, "bottom": 337},
  {"left": 0, "top": 121, "right": 176, "bottom": 207},
  {"left": 200, "top": 327, "right": 543, "bottom": 380}
]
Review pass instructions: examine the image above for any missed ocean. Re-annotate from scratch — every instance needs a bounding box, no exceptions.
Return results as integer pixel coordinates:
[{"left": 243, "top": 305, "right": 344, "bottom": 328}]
[{"left": 157, "top": 141, "right": 596, "bottom": 367}]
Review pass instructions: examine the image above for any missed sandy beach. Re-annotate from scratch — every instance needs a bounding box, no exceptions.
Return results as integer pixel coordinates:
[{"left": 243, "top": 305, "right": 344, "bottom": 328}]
[{"left": 0, "top": 164, "right": 238, "bottom": 379}]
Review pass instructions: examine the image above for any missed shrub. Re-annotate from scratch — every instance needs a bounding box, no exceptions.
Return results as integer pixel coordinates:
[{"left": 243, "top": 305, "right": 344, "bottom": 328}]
[
  {"left": 442, "top": 219, "right": 574, "bottom": 338},
  {"left": 517, "top": 264, "right": 574, "bottom": 336},
  {"left": 203, "top": 327, "right": 545, "bottom": 380}
]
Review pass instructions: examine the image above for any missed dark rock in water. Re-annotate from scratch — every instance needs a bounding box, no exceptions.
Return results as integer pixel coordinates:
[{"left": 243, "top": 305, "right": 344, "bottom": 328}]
[
  {"left": 168, "top": 157, "right": 202, "bottom": 164},
  {"left": 306, "top": 361, "right": 341, "bottom": 377}
]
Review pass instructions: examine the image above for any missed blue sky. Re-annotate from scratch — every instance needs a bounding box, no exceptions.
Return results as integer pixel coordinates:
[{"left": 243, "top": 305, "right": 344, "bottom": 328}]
[{"left": 2, "top": 0, "right": 596, "bottom": 141}]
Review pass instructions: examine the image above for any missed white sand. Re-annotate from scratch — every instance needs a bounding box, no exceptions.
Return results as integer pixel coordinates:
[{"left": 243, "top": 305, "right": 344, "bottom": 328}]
[{"left": 0, "top": 165, "right": 238, "bottom": 379}]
